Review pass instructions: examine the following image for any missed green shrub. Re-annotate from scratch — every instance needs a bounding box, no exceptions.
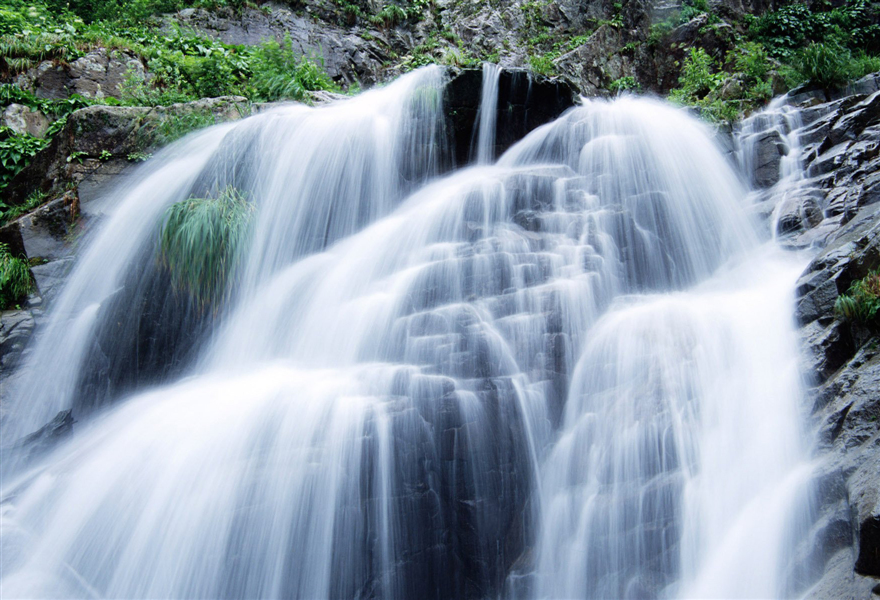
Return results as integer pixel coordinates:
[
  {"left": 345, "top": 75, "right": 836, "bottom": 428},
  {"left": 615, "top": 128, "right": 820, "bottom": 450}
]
[
  {"left": 246, "top": 36, "right": 338, "bottom": 102},
  {"left": 798, "top": 42, "right": 852, "bottom": 91},
  {"left": 370, "top": 4, "right": 407, "bottom": 28},
  {"left": 159, "top": 186, "right": 254, "bottom": 307},
  {"left": 849, "top": 53, "right": 880, "bottom": 81},
  {"left": 678, "top": 0, "right": 709, "bottom": 24},
  {"left": 0, "top": 242, "right": 33, "bottom": 310},
  {"left": 675, "top": 47, "right": 727, "bottom": 99},
  {"left": 528, "top": 54, "right": 555, "bottom": 76},
  {"left": 834, "top": 270, "right": 880, "bottom": 325},
  {"left": 732, "top": 41, "right": 771, "bottom": 82},
  {"left": 750, "top": 1, "right": 880, "bottom": 59}
]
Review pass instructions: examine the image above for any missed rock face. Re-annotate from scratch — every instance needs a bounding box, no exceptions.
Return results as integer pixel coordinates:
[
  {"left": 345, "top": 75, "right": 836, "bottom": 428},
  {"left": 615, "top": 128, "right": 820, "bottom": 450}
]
[
  {"left": 794, "top": 207, "right": 880, "bottom": 599},
  {"left": 15, "top": 49, "right": 147, "bottom": 100},
  {"left": 3, "top": 96, "right": 251, "bottom": 206},
  {"left": 169, "top": 4, "right": 399, "bottom": 87},
  {"left": 750, "top": 77, "right": 880, "bottom": 598},
  {"left": 0, "top": 96, "right": 255, "bottom": 418},
  {"left": 1, "top": 103, "right": 50, "bottom": 138}
]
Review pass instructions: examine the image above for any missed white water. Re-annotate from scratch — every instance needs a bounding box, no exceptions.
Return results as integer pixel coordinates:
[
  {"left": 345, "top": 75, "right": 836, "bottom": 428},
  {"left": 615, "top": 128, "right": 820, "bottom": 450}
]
[
  {"left": 474, "top": 63, "right": 501, "bottom": 163},
  {"left": 1, "top": 69, "right": 816, "bottom": 599}
]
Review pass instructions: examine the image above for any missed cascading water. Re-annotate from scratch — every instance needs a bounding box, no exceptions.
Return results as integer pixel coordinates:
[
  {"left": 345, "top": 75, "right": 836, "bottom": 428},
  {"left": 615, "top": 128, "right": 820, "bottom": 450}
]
[
  {"left": 1, "top": 66, "right": 447, "bottom": 445},
  {"left": 1, "top": 67, "right": 817, "bottom": 599},
  {"left": 473, "top": 63, "right": 501, "bottom": 164}
]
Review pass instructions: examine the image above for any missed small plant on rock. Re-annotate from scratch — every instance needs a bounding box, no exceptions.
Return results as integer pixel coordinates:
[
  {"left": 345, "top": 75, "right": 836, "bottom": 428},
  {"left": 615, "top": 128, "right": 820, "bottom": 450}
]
[
  {"left": 834, "top": 269, "right": 880, "bottom": 325},
  {"left": 0, "top": 241, "right": 33, "bottom": 310}
]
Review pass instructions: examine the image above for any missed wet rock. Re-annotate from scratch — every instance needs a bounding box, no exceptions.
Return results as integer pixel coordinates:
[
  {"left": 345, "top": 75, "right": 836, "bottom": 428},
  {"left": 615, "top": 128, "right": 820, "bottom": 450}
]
[
  {"left": 830, "top": 91, "right": 880, "bottom": 145},
  {"left": 796, "top": 193, "right": 880, "bottom": 594},
  {"left": 808, "top": 141, "right": 852, "bottom": 177},
  {"left": 0, "top": 309, "right": 36, "bottom": 372},
  {"left": 752, "top": 129, "right": 786, "bottom": 188},
  {"left": 168, "top": 4, "right": 394, "bottom": 86},
  {"left": 554, "top": 25, "right": 633, "bottom": 97},
  {"left": 776, "top": 192, "right": 824, "bottom": 237},
  {"left": 6, "top": 409, "right": 76, "bottom": 461}
]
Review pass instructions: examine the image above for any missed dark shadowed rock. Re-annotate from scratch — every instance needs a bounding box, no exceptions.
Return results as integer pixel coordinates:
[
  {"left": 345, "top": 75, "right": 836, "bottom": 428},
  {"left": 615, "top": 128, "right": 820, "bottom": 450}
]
[{"left": 444, "top": 68, "right": 577, "bottom": 167}]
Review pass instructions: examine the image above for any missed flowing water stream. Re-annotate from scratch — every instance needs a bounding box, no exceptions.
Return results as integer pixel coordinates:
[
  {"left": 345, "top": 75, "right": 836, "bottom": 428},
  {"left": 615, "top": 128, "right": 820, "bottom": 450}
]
[{"left": 0, "top": 67, "right": 816, "bottom": 599}]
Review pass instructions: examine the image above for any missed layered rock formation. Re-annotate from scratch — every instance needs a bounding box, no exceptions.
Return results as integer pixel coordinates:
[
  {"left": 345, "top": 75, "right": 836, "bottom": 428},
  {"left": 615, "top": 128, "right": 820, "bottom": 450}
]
[{"left": 737, "top": 75, "right": 880, "bottom": 598}]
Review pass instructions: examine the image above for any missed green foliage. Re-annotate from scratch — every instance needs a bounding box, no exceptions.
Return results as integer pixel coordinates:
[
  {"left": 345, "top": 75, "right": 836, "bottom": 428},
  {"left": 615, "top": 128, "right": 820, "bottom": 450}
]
[
  {"left": 158, "top": 111, "right": 217, "bottom": 143},
  {"left": 127, "top": 151, "right": 153, "bottom": 162},
  {"left": 668, "top": 47, "right": 741, "bottom": 123},
  {"left": 834, "top": 270, "right": 880, "bottom": 325},
  {"left": 0, "top": 127, "right": 49, "bottom": 191},
  {"left": 370, "top": 4, "right": 407, "bottom": 28},
  {"left": 159, "top": 186, "right": 254, "bottom": 307},
  {"left": 647, "top": 21, "right": 673, "bottom": 48},
  {"left": 750, "top": 1, "right": 880, "bottom": 59},
  {"left": 608, "top": 76, "right": 639, "bottom": 94},
  {"left": 528, "top": 54, "right": 555, "bottom": 76},
  {"left": 0, "top": 189, "right": 49, "bottom": 225},
  {"left": 732, "top": 40, "right": 770, "bottom": 82},
  {"left": 678, "top": 0, "right": 709, "bottom": 24},
  {"left": 798, "top": 41, "right": 852, "bottom": 91},
  {"left": 0, "top": 242, "right": 33, "bottom": 310},
  {"left": 246, "top": 36, "right": 338, "bottom": 102},
  {"left": 676, "top": 47, "right": 727, "bottom": 98}
]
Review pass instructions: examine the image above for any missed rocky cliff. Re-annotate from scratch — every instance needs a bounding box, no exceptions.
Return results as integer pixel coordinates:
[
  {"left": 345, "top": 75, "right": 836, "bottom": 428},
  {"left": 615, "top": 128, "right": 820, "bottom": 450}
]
[{"left": 738, "top": 77, "right": 880, "bottom": 599}]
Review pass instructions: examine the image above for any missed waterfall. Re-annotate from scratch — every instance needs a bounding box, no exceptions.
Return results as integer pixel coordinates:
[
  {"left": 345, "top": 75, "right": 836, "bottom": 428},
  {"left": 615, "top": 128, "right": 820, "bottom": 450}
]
[
  {"left": 474, "top": 63, "right": 501, "bottom": 164},
  {"left": 0, "top": 66, "right": 448, "bottom": 445},
  {"left": 0, "top": 68, "right": 815, "bottom": 599}
]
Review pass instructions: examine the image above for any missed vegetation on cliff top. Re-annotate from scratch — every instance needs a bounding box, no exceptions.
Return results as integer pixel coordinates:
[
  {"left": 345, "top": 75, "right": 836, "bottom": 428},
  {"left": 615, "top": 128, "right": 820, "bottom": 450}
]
[{"left": 666, "top": 0, "right": 880, "bottom": 122}]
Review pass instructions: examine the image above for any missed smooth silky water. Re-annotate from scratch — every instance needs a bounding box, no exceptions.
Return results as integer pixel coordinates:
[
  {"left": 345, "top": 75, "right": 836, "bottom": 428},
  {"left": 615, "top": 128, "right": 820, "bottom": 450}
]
[{"left": 0, "top": 67, "right": 817, "bottom": 599}]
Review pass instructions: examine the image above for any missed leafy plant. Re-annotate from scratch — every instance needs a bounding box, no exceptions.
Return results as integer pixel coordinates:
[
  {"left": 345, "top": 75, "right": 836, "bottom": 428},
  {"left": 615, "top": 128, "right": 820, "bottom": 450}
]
[
  {"left": 159, "top": 185, "right": 254, "bottom": 307},
  {"left": 798, "top": 42, "right": 854, "bottom": 91},
  {"left": 0, "top": 241, "right": 33, "bottom": 310},
  {"left": 528, "top": 54, "right": 555, "bottom": 76},
  {"left": 608, "top": 76, "right": 638, "bottom": 94},
  {"left": 246, "top": 36, "right": 338, "bottom": 102},
  {"left": 370, "top": 4, "right": 407, "bottom": 28},
  {"left": 678, "top": 0, "right": 709, "bottom": 25},
  {"left": 834, "top": 270, "right": 880, "bottom": 325},
  {"left": 0, "top": 127, "right": 49, "bottom": 191},
  {"left": 677, "top": 47, "right": 727, "bottom": 98}
]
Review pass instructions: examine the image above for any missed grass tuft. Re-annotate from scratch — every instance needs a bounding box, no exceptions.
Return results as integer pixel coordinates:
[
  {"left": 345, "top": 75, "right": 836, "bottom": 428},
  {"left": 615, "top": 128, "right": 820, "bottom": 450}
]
[{"left": 159, "top": 185, "right": 254, "bottom": 308}]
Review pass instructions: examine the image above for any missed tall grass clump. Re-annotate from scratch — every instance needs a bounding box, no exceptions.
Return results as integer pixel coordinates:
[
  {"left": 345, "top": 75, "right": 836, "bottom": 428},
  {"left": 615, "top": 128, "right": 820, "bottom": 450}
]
[
  {"left": 0, "top": 242, "right": 33, "bottom": 309},
  {"left": 798, "top": 42, "right": 852, "bottom": 91},
  {"left": 247, "top": 35, "right": 338, "bottom": 102},
  {"left": 159, "top": 185, "right": 254, "bottom": 308}
]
